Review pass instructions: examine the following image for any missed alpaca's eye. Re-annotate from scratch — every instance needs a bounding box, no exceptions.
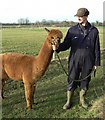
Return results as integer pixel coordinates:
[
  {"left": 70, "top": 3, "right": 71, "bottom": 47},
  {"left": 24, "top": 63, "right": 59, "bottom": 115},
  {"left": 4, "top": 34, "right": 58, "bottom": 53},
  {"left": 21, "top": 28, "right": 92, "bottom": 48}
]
[
  {"left": 58, "top": 40, "right": 60, "bottom": 43},
  {"left": 58, "top": 37, "right": 60, "bottom": 40},
  {"left": 51, "top": 36, "right": 54, "bottom": 39}
]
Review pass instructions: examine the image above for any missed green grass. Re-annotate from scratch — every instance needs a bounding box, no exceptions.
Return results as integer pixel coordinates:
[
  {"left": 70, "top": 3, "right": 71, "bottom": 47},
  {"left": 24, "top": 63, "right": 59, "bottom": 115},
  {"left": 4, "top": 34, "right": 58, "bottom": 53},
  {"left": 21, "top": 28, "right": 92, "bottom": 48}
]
[{"left": 1, "top": 27, "right": 105, "bottom": 119}]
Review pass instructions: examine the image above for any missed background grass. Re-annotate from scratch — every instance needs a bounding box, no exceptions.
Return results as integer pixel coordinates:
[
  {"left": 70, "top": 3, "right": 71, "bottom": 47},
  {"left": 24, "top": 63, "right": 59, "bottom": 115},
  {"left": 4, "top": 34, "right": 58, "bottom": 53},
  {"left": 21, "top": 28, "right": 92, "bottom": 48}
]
[{"left": 1, "top": 27, "right": 105, "bottom": 119}]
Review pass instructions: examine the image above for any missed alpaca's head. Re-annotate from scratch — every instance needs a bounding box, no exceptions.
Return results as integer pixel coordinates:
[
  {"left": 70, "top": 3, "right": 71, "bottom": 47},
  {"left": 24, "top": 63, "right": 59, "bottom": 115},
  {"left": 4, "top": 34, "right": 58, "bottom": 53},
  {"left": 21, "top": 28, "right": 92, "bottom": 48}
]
[{"left": 45, "top": 28, "right": 63, "bottom": 50}]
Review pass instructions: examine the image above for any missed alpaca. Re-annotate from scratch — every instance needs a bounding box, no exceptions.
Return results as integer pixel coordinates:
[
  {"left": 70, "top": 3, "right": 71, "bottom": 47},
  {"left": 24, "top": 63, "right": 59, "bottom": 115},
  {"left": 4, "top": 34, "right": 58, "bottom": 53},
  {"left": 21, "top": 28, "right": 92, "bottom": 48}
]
[{"left": 0, "top": 28, "right": 63, "bottom": 109}]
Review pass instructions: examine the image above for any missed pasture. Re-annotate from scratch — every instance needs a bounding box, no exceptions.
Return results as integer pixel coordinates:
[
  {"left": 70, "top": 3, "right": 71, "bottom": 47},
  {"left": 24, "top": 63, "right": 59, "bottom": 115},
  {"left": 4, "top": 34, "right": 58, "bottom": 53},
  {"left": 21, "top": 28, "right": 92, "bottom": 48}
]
[{"left": 1, "top": 27, "right": 105, "bottom": 119}]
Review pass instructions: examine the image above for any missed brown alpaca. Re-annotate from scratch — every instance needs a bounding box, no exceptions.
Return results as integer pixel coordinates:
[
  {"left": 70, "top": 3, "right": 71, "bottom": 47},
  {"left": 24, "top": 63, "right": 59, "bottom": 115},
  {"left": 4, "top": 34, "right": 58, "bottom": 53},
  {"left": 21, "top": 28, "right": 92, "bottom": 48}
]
[{"left": 0, "top": 28, "right": 63, "bottom": 109}]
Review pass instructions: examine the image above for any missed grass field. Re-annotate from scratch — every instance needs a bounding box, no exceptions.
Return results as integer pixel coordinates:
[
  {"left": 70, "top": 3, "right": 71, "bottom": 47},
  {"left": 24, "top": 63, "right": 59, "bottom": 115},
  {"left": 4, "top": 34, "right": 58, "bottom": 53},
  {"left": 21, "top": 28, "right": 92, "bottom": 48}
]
[{"left": 1, "top": 27, "right": 105, "bottom": 119}]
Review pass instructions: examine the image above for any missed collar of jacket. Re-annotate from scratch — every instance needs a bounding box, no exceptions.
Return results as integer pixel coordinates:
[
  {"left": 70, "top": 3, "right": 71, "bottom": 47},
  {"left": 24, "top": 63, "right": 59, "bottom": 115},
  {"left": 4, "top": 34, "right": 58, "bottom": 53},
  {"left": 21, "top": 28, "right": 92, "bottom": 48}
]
[
  {"left": 79, "top": 22, "right": 89, "bottom": 29},
  {"left": 77, "top": 22, "right": 94, "bottom": 36}
]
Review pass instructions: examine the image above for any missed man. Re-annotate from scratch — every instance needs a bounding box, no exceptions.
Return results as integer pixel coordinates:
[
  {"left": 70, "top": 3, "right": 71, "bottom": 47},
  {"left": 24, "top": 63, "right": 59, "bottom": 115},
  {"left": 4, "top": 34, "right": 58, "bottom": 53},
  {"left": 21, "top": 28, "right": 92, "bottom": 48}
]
[{"left": 56, "top": 8, "right": 100, "bottom": 109}]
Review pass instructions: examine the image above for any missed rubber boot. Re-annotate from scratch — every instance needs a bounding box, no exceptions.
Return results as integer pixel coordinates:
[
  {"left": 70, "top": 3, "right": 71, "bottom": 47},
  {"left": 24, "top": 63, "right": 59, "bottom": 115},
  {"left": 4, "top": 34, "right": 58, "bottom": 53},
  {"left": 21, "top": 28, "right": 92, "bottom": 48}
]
[
  {"left": 63, "top": 91, "right": 74, "bottom": 110},
  {"left": 80, "top": 89, "right": 88, "bottom": 109}
]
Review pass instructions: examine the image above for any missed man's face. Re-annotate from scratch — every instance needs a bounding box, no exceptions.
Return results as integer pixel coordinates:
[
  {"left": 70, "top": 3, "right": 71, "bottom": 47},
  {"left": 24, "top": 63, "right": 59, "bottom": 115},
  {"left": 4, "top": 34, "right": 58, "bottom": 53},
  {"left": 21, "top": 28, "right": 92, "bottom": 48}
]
[{"left": 77, "top": 16, "right": 88, "bottom": 24}]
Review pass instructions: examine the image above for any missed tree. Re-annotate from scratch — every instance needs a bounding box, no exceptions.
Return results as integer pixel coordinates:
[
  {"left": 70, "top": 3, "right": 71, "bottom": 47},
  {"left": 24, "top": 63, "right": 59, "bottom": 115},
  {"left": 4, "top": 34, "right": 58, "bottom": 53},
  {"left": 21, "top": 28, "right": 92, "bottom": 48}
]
[
  {"left": 25, "top": 18, "right": 30, "bottom": 24},
  {"left": 18, "top": 18, "right": 30, "bottom": 24},
  {"left": 95, "top": 21, "right": 99, "bottom": 26}
]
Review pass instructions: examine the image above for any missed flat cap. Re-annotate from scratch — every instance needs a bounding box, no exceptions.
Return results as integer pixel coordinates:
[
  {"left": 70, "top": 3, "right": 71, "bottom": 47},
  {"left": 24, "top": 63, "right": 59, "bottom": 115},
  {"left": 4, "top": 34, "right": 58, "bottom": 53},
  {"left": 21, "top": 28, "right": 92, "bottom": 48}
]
[{"left": 75, "top": 8, "right": 89, "bottom": 17}]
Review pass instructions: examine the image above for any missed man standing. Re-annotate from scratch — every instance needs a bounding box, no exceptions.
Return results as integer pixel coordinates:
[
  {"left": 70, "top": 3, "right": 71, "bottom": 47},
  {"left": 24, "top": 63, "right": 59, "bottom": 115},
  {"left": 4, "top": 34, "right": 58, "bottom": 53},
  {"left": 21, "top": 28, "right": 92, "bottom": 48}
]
[{"left": 56, "top": 8, "right": 100, "bottom": 109}]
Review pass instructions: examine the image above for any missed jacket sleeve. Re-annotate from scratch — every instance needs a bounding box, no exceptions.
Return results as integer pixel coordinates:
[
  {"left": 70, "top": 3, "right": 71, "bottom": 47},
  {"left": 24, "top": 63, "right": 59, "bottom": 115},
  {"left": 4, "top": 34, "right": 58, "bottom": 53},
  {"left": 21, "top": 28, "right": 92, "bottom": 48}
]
[
  {"left": 94, "top": 32, "right": 101, "bottom": 66},
  {"left": 56, "top": 29, "right": 71, "bottom": 53}
]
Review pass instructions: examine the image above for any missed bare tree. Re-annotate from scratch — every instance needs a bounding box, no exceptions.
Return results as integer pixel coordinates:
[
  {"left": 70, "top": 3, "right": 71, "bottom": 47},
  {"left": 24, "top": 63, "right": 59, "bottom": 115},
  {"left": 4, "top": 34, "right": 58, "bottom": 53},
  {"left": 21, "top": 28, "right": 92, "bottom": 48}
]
[{"left": 18, "top": 18, "right": 30, "bottom": 24}]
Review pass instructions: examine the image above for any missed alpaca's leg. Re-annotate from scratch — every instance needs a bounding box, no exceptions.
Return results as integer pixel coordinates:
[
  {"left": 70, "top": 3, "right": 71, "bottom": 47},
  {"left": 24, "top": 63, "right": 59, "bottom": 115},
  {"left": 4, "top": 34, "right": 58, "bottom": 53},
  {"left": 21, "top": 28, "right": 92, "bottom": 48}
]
[
  {"left": 32, "top": 83, "right": 36, "bottom": 104},
  {"left": 24, "top": 83, "right": 32, "bottom": 109}
]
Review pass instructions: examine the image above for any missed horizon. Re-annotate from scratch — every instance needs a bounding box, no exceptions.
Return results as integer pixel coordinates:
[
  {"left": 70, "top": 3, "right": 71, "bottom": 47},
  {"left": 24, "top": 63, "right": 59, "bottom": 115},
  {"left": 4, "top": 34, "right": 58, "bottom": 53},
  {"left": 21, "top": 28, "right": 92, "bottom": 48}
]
[{"left": 0, "top": 19, "right": 104, "bottom": 24}]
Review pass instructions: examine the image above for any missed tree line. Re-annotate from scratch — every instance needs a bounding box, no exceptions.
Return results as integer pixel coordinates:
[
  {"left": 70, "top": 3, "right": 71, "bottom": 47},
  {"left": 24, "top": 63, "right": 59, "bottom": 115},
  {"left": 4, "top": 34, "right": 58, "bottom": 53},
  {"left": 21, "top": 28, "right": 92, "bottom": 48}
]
[
  {"left": 16, "top": 18, "right": 105, "bottom": 27},
  {"left": 1, "top": 18, "right": 105, "bottom": 28}
]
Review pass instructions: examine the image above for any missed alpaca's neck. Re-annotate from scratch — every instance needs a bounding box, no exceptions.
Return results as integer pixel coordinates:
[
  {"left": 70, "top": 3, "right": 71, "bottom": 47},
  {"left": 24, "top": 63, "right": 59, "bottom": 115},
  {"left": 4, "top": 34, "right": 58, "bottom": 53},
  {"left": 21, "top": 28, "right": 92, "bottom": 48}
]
[{"left": 37, "top": 38, "right": 53, "bottom": 70}]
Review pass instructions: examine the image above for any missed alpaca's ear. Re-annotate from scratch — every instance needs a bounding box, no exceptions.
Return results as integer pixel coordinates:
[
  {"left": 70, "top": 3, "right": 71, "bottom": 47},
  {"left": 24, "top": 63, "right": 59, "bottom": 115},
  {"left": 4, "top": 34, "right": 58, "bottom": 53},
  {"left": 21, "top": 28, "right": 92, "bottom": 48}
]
[{"left": 45, "top": 28, "right": 50, "bottom": 32}]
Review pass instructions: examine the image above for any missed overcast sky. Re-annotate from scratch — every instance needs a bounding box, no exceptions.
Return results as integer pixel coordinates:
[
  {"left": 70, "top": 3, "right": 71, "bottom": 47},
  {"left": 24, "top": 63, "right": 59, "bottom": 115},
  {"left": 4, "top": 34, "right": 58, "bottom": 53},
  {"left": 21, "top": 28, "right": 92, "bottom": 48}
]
[{"left": 0, "top": 0, "right": 104, "bottom": 23}]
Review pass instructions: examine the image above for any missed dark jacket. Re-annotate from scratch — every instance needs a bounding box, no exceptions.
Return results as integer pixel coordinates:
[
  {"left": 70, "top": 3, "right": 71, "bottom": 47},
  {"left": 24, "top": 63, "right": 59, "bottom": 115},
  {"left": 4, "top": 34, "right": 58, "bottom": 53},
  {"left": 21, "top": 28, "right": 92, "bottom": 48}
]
[{"left": 57, "top": 22, "right": 100, "bottom": 70}]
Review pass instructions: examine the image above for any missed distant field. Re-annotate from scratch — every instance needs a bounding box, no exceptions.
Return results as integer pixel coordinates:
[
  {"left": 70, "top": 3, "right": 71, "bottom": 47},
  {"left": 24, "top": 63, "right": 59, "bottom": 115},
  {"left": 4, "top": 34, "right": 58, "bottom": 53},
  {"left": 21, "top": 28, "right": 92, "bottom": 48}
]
[{"left": 1, "top": 27, "right": 105, "bottom": 119}]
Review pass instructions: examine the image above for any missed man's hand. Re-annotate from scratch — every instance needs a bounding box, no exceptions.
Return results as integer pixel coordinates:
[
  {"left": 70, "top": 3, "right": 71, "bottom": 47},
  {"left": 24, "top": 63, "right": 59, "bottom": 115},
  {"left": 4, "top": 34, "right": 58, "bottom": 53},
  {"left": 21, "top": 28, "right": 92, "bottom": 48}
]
[
  {"left": 52, "top": 45, "right": 59, "bottom": 51},
  {"left": 93, "top": 66, "right": 97, "bottom": 70},
  {"left": 93, "top": 66, "right": 97, "bottom": 77}
]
